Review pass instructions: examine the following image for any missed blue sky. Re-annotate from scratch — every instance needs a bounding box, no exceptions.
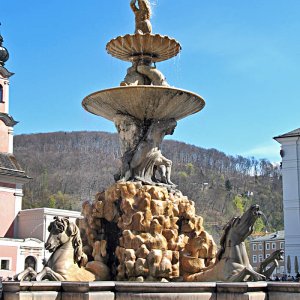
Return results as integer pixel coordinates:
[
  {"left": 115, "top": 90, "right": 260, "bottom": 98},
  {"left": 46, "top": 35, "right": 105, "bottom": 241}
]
[{"left": 2, "top": 0, "right": 300, "bottom": 162}]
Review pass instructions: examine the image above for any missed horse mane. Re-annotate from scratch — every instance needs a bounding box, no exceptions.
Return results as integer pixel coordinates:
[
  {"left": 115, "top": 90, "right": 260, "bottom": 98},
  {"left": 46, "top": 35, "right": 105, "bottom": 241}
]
[
  {"left": 67, "top": 222, "right": 88, "bottom": 267},
  {"left": 216, "top": 217, "right": 240, "bottom": 261},
  {"left": 49, "top": 217, "right": 88, "bottom": 267}
]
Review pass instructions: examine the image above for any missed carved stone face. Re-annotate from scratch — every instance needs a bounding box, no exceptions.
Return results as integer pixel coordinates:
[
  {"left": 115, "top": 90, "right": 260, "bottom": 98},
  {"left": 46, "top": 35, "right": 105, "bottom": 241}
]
[
  {"left": 229, "top": 204, "right": 262, "bottom": 244},
  {"left": 45, "top": 218, "right": 71, "bottom": 253},
  {"left": 45, "top": 230, "right": 69, "bottom": 253}
]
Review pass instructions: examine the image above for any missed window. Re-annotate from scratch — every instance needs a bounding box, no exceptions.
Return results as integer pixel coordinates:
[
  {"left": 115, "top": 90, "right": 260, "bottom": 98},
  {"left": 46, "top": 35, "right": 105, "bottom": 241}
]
[
  {"left": 280, "top": 242, "right": 284, "bottom": 249},
  {"left": 266, "top": 254, "right": 270, "bottom": 258},
  {"left": 0, "top": 259, "right": 10, "bottom": 270},
  {"left": 24, "top": 256, "right": 37, "bottom": 271},
  {"left": 253, "top": 244, "right": 257, "bottom": 251},
  {"left": 258, "top": 243, "right": 263, "bottom": 251},
  {"left": 272, "top": 243, "right": 276, "bottom": 250},
  {"left": 253, "top": 255, "right": 257, "bottom": 263},
  {"left": 0, "top": 84, "right": 3, "bottom": 103},
  {"left": 266, "top": 243, "right": 270, "bottom": 250},
  {"left": 259, "top": 254, "right": 264, "bottom": 262}
]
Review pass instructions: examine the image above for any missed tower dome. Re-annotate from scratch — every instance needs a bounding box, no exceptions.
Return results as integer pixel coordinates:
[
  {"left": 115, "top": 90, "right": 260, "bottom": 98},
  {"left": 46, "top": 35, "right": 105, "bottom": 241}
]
[{"left": 0, "top": 34, "right": 9, "bottom": 66}]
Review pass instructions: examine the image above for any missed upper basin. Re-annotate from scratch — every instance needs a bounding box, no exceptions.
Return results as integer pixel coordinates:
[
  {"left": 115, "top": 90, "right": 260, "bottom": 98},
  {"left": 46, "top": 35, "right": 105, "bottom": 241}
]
[
  {"left": 82, "top": 86, "right": 205, "bottom": 122},
  {"left": 106, "top": 33, "right": 181, "bottom": 63}
]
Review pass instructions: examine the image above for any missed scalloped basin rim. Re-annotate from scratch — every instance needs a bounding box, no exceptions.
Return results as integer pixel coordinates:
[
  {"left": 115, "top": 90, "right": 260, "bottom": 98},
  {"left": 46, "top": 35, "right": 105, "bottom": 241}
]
[
  {"left": 82, "top": 86, "right": 205, "bottom": 122},
  {"left": 106, "top": 33, "right": 182, "bottom": 62}
]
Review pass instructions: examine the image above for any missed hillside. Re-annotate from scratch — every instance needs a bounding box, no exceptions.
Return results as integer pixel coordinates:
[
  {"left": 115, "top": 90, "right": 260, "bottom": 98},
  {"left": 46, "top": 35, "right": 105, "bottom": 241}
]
[{"left": 14, "top": 131, "right": 283, "bottom": 240}]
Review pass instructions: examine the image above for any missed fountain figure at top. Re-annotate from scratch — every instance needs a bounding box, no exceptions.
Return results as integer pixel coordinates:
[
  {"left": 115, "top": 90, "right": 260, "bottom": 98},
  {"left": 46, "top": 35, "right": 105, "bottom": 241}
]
[{"left": 130, "top": 0, "right": 152, "bottom": 34}]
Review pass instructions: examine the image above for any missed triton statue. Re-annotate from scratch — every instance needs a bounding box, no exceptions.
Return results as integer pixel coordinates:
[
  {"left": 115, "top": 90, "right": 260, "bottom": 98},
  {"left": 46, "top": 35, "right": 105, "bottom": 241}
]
[{"left": 130, "top": 0, "right": 152, "bottom": 34}]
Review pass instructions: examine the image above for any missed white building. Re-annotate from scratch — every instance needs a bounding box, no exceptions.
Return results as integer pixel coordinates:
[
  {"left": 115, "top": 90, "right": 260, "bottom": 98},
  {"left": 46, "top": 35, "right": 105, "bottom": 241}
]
[{"left": 274, "top": 128, "right": 300, "bottom": 276}]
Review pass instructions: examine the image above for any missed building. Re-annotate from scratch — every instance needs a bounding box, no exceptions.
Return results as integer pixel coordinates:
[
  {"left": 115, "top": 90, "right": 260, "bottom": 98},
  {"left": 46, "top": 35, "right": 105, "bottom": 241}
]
[
  {"left": 274, "top": 129, "right": 300, "bottom": 276},
  {"left": 249, "top": 231, "right": 285, "bottom": 275},
  {"left": 0, "top": 31, "right": 81, "bottom": 280},
  {"left": 0, "top": 32, "right": 31, "bottom": 239}
]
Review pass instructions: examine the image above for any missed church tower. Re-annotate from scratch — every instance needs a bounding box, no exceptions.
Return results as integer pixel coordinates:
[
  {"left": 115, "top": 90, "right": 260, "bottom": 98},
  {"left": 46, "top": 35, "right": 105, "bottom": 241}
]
[{"left": 0, "top": 31, "right": 30, "bottom": 238}]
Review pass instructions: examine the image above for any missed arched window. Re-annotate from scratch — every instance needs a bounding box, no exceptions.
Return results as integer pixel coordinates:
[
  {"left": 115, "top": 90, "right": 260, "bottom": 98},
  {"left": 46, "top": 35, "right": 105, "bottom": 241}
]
[
  {"left": 24, "top": 256, "right": 37, "bottom": 271},
  {"left": 0, "top": 84, "right": 3, "bottom": 103}
]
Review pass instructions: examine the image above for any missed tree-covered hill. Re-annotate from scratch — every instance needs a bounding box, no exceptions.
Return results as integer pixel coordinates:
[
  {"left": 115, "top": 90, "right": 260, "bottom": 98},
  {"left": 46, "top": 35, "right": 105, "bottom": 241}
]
[{"left": 14, "top": 131, "right": 283, "bottom": 240}]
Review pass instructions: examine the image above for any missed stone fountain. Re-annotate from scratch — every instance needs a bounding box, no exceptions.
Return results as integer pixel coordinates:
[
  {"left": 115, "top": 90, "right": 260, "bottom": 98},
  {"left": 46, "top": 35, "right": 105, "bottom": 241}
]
[
  {"left": 2, "top": 2, "right": 295, "bottom": 299},
  {"left": 79, "top": 0, "right": 217, "bottom": 283}
]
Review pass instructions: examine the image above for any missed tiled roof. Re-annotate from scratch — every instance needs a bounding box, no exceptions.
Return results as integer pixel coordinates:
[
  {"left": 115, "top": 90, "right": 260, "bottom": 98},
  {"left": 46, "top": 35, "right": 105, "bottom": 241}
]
[
  {"left": 250, "top": 230, "right": 284, "bottom": 242},
  {"left": 0, "top": 153, "right": 30, "bottom": 179},
  {"left": 274, "top": 128, "right": 300, "bottom": 139}
]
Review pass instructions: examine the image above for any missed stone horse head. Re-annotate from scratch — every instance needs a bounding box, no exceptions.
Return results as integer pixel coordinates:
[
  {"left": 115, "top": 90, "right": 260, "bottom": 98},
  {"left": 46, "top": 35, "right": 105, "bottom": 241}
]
[
  {"left": 45, "top": 216, "right": 87, "bottom": 267},
  {"left": 217, "top": 204, "right": 262, "bottom": 261}
]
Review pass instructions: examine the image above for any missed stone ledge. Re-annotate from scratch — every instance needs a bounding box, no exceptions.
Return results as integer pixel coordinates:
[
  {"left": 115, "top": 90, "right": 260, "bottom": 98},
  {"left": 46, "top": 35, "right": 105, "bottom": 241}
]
[
  {"left": 62, "top": 281, "right": 115, "bottom": 292},
  {"left": 2, "top": 281, "right": 61, "bottom": 292},
  {"left": 1, "top": 281, "right": 300, "bottom": 300},
  {"left": 115, "top": 282, "right": 216, "bottom": 293},
  {"left": 216, "top": 282, "right": 268, "bottom": 293},
  {"left": 267, "top": 282, "right": 300, "bottom": 293}
]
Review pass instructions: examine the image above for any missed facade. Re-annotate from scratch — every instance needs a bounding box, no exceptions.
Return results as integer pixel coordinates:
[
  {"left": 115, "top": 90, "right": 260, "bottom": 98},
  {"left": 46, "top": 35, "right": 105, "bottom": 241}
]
[
  {"left": 274, "top": 129, "right": 300, "bottom": 276},
  {"left": 249, "top": 231, "right": 285, "bottom": 275},
  {"left": 17, "top": 208, "right": 81, "bottom": 242},
  {"left": 0, "top": 238, "right": 44, "bottom": 280}
]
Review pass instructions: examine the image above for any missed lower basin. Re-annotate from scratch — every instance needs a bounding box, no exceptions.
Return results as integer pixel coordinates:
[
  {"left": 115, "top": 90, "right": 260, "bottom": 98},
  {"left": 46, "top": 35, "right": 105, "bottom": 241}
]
[{"left": 82, "top": 86, "right": 205, "bottom": 121}]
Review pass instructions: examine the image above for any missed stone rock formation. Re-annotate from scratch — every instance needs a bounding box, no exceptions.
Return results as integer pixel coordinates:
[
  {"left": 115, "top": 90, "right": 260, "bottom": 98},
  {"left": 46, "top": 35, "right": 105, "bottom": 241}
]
[{"left": 79, "top": 182, "right": 217, "bottom": 281}]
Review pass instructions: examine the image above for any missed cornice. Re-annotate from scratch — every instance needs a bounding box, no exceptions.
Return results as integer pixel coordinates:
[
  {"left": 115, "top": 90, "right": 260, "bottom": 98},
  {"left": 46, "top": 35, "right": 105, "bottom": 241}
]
[
  {"left": 0, "top": 66, "right": 14, "bottom": 78},
  {"left": 0, "top": 112, "right": 18, "bottom": 127}
]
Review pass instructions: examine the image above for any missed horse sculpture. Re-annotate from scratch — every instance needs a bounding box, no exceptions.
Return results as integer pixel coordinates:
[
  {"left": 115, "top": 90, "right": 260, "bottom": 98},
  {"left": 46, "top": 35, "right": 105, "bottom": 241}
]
[
  {"left": 15, "top": 217, "right": 110, "bottom": 281},
  {"left": 185, "top": 205, "right": 267, "bottom": 282},
  {"left": 258, "top": 249, "right": 284, "bottom": 279}
]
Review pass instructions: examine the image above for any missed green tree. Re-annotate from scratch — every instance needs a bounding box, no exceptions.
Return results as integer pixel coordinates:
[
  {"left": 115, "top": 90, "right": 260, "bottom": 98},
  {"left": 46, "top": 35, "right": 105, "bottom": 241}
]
[
  {"left": 253, "top": 217, "right": 265, "bottom": 233},
  {"left": 186, "top": 163, "right": 195, "bottom": 176},
  {"left": 233, "top": 195, "right": 244, "bottom": 214},
  {"left": 47, "top": 191, "right": 79, "bottom": 210},
  {"left": 225, "top": 179, "right": 232, "bottom": 191},
  {"left": 48, "top": 196, "right": 56, "bottom": 208},
  {"left": 178, "top": 171, "right": 188, "bottom": 179}
]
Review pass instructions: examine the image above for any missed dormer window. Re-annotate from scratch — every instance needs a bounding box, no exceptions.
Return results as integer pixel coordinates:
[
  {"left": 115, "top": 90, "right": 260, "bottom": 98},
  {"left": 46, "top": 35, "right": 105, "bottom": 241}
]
[{"left": 0, "top": 84, "right": 3, "bottom": 103}]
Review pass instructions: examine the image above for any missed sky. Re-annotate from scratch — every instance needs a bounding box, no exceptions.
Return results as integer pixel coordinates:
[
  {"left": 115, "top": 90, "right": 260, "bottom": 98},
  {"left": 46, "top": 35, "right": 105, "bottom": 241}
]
[{"left": 2, "top": 0, "right": 300, "bottom": 163}]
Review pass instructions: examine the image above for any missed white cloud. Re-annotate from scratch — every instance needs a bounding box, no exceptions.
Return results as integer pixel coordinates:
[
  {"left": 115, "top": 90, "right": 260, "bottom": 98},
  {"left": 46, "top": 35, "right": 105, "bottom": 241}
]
[{"left": 241, "top": 144, "right": 281, "bottom": 162}]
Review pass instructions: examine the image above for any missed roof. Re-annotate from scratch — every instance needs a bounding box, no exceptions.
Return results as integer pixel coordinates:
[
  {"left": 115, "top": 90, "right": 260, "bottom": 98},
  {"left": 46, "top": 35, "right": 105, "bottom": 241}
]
[
  {"left": 274, "top": 128, "right": 300, "bottom": 140},
  {"left": 0, "top": 113, "right": 18, "bottom": 127},
  {"left": 0, "top": 153, "right": 31, "bottom": 181},
  {"left": 250, "top": 230, "right": 284, "bottom": 242},
  {"left": 19, "top": 207, "right": 82, "bottom": 218},
  {"left": 0, "top": 65, "right": 14, "bottom": 78}
]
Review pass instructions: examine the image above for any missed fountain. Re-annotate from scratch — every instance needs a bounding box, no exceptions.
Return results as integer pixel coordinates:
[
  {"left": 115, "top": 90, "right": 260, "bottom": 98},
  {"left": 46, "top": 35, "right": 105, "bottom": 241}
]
[
  {"left": 2, "top": 1, "right": 297, "bottom": 299},
  {"left": 80, "top": 0, "right": 216, "bottom": 282}
]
